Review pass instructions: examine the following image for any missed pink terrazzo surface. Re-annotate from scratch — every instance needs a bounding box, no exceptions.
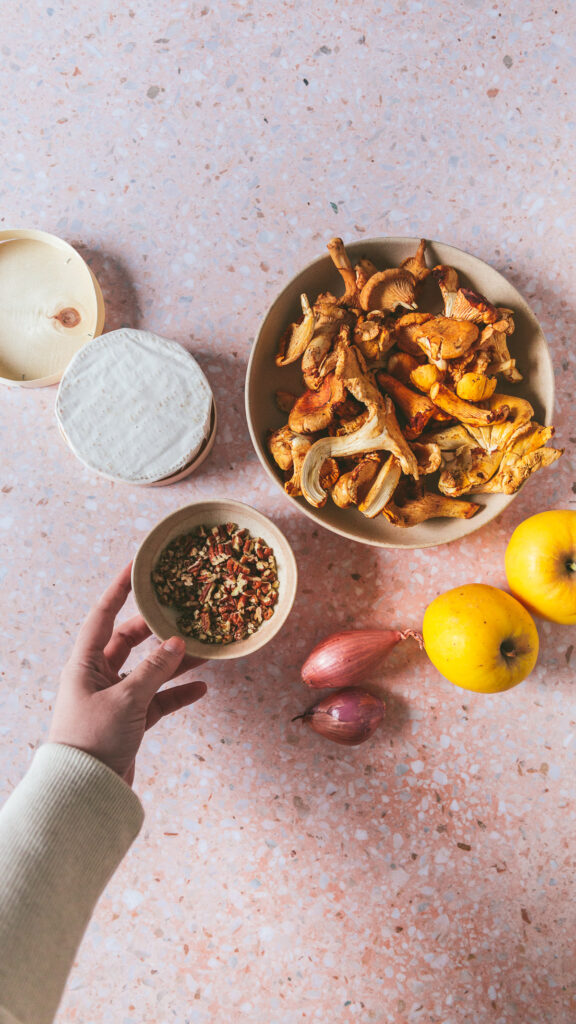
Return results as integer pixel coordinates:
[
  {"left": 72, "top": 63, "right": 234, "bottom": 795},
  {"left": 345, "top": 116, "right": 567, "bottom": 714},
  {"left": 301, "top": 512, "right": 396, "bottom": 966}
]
[{"left": 1, "top": 3, "right": 575, "bottom": 1022}]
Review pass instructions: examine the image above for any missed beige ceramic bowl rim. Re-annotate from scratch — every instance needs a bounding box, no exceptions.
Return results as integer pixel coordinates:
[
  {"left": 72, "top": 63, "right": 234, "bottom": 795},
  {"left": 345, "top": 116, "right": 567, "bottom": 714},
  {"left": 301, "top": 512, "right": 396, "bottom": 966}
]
[
  {"left": 245, "top": 234, "right": 556, "bottom": 550},
  {"left": 0, "top": 227, "right": 106, "bottom": 388},
  {"left": 131, "top": 498, "right": 298, "bottom": 660}
]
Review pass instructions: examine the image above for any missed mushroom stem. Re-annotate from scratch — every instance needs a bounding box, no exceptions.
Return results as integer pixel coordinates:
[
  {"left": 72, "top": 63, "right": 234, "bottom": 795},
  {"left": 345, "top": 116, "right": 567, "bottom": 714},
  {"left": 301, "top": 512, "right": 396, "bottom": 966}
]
[{"left": 327, "top": 237, "right": 358, "bottom": 302}]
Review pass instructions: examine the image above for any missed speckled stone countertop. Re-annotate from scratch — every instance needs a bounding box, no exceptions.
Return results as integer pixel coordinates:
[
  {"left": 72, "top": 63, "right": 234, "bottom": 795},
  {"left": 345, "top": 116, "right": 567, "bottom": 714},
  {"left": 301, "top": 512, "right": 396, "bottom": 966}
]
[{"left": 1, "top": 3, "right": 575, "bottom": 1023}]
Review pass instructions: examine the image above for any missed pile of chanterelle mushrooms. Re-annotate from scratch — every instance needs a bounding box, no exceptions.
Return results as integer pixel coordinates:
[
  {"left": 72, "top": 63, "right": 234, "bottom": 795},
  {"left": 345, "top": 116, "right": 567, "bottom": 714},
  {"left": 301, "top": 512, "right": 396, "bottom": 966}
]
[{"left": 267, "top": 238, "right": 562, "bottom": 527}]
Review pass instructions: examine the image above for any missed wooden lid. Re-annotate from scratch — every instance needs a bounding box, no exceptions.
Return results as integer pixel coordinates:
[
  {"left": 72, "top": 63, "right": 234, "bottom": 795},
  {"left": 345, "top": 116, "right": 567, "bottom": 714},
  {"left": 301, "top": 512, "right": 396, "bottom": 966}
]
[{"left": 0, "top": 228, "right": 105, "bottom": 387}]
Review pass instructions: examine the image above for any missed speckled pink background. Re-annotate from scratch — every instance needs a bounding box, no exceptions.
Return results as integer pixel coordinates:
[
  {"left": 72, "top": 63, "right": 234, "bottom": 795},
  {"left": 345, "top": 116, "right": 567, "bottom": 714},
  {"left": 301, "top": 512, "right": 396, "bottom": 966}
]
[{"left": 1, "top": 3, "right": 575, "bottom": 1023}]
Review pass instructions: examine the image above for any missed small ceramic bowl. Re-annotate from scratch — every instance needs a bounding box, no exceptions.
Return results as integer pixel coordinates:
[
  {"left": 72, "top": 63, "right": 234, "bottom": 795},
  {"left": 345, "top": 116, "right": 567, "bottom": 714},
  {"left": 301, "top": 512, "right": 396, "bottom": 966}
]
[
  {"left": 132, "top": 499, "right": 298, "bottom": 659},
  {"left": 245, "top": 236, "right": 556, "bottom": 549}
]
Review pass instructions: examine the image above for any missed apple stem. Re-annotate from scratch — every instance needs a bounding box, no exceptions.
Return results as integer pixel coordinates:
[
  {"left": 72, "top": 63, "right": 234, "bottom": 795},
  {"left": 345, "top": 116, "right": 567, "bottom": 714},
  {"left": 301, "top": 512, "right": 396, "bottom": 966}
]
[
  {"left": 500, "top": 639, "right": 517, "bottom": 660},
  {"left": 566, "top": 559, "right": 576, "bottom": 575}
]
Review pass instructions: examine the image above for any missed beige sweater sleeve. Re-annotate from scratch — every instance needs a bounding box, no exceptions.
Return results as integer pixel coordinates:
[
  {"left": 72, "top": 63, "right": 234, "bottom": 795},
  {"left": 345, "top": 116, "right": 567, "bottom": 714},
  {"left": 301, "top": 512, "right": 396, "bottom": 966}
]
[{"left": 0, "top": 744, "right": 144, "bottom": 1024}]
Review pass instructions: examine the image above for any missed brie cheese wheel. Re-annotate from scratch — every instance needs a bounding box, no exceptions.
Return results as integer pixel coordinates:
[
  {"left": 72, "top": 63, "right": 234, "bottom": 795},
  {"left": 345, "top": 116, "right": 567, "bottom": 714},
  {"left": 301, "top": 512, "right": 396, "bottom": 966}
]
[{"left": 56, "top": 328, "right": 214, "bottom": 484}]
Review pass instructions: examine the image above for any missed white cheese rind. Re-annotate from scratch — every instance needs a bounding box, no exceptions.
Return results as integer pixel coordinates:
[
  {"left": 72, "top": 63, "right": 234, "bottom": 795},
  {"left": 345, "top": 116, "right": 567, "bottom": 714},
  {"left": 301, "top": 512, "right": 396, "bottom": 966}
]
[{"left": 56, "top": 328, "right": 214, "bottom": 483}]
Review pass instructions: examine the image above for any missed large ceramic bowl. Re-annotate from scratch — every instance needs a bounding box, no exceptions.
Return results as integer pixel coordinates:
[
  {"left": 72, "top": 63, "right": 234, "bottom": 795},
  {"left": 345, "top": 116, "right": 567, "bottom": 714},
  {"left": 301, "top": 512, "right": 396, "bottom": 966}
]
[
  {"left": 132, "top": 499, "right": 298, "bottom": 659},
  {"left": 245, "top": 236, "right": 555, "bottom": 549}
]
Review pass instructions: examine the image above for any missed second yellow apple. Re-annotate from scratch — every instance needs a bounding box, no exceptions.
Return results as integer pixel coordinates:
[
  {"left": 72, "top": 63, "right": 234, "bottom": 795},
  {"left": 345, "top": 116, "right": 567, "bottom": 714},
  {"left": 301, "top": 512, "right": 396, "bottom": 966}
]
[{"left": 423, "top": 583, "right": 539, "bottom": 693}]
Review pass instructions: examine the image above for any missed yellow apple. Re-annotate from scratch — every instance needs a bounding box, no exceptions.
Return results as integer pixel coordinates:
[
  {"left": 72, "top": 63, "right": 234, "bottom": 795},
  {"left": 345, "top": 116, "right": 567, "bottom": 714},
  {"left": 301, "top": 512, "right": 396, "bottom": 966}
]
[
  {"left": 423, "top": 583, "right": 539, "bottom": 693},
  {"left": 505, "top": 509, "right": 576, "bottom": 625}
]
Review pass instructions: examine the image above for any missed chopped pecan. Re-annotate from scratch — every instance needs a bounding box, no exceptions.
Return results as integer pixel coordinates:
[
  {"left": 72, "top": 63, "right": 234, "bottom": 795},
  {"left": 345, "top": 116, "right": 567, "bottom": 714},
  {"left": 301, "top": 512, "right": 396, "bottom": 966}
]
[{"left": 152, "top": 522, "right": 279, "bottom": 644}]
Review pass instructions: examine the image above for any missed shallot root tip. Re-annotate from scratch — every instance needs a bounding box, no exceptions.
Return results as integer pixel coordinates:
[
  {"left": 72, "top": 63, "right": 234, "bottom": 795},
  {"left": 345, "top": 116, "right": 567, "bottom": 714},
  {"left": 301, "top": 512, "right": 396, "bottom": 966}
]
[{"left": 399, "top": 628, "right": 424, "bottom": 649}]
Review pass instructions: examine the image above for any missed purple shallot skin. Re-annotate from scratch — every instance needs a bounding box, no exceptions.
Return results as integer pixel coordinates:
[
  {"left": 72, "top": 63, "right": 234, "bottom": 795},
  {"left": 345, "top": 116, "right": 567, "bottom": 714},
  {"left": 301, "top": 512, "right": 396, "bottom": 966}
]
[
  {"left": 294, "top": 686, "right": 385, "bottom": 746},
  {"left": 301, "top": 628, "right": 423, "bottom": 688}
]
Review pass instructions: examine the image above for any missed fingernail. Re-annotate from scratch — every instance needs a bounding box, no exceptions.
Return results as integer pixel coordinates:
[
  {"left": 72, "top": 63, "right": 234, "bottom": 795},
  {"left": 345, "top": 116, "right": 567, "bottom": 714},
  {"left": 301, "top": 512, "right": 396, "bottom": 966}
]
[{"left": 164, "top": 636, "right": 186, "bottom": 654}]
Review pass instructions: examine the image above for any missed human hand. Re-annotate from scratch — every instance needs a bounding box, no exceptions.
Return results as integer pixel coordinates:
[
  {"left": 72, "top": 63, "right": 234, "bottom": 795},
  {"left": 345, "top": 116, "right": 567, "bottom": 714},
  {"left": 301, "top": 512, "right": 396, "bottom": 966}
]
[{"left": 48, "top": 563, "right": 207, "bottom": 784}]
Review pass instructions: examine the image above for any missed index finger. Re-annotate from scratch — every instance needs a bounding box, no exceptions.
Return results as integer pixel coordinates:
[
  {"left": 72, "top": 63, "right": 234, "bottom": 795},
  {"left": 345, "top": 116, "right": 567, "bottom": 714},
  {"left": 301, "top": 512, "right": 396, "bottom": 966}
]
[
  {"left": 103, "top": 614, "right": 152, "bottom": 674},
  {"left": 74, "top": 563, "right": 133, "bottom": 657}
]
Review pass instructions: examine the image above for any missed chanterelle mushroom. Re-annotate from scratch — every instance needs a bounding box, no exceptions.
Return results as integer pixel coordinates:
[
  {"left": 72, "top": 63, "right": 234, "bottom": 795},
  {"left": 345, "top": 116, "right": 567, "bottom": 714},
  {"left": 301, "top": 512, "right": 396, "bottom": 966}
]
[
  {"left": 333, "top": 405, "right": 370, "bottom": 435},
  {"left": 301, "top": 307, "right": 351, "bottom": 391},
  {"left": 284, "top": 435, "right": 314, "bottom": 497},
  {"left": 267, "top": 425, "right": 297, "bottom": 471},
  {"left": 414, "top": 316, "right": 480, "bottom": 363},
  {"left": 376, "top": 371, "right": 439, "bottom": 438},
  {"left": 386, "top": 350, "right": 423, "bottom": 386},
  {"left": 438, "top": 445, "right": 504, "bottom": 497},
  {"left": 478, "top": 320, "right": 522, "bottom": 382},
  {"left": 288, "top": 372, "right": 347, "bottom": 435},
  {"left": 423, "top": 423, "right": 477, "bottom": 451},
  {"left": 400, "top": 239, "right": 430, "bottom": 283},
  {"left": 327, "top": 237, "right": 360, "bottom": 306},
  {"left": 359, "top": 455, "right": 402, "bottom": 519},
  {"left": 382, "top": 479, "right": 481, "bottom": 526},
  {"left": 354, "top": 258, "right": 379, "bottom": 293},
  {"left": 470, "top": 424, "right": 563, "bottom": 494},
  {"left": 443, "top": 348, "right": 492, "bottom": 389},
  {"left": 479, "top": 446, "right": 562, "bottom": 494},
  {"left": 410, "top": 441, "right": 442, "bottom": 476},
  {"left": 331, "top": 453, "right": 382, "bottom": 508},
  {"left": 302, "top": 327, "right": 341, "bottom": 391},
  {"left": 429, "top": 382, "right": 510, "bottom": 427},
  {"left": 455, "top": 372, "right": 497, "bottom": 402},
  {"left": 353, "top": 320, "right": 386, "bottom": 363},
  {"left": 450, "top": 288, "right": 500, "bottom": 324},
  {"left": 359, "top": 268, "right": 418, "bottom": 314},
  {"left": 276, "top": 294, "right": 316, "bottom": 366},
  {"left": 432, "top": 265, "right": 460, "bottom": 316},
  {"left": 410, "top": 362, "right": 445, "bottom": 394},
  {"left": 392, "top": 311, "right": 434, "bottom": 358},
  {"left": 299, "top": 378, "right": 420, "bottom": 508},
  {"left": 436, "top": 404, "right": 561, "bottom": 497},
  {"left": 384, "top": 493, "right": 481, "bottom": 526},
  {"left": 335, "top": 344, "right": 419, "bottom": 477},
  {"left": 464, "top": 394, "right": 534, "bottom": 453}
]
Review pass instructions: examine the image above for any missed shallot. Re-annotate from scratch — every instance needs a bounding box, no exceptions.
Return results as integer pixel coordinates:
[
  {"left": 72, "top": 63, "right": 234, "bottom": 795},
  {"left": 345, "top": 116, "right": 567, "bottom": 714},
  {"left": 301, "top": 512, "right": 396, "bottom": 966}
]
[
  {"left": 293, "top": 687, "right": 385, "bottom": 746},
  {"left": 301, "top": 628, "right": 423, "bottom": 689}
]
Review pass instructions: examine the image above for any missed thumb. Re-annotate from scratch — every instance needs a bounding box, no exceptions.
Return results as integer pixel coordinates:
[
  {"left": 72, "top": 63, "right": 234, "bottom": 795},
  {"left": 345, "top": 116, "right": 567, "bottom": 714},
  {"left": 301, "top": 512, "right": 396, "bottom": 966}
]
[{"left": 124, "top": 636, "right": 187, "bottom": 703}]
